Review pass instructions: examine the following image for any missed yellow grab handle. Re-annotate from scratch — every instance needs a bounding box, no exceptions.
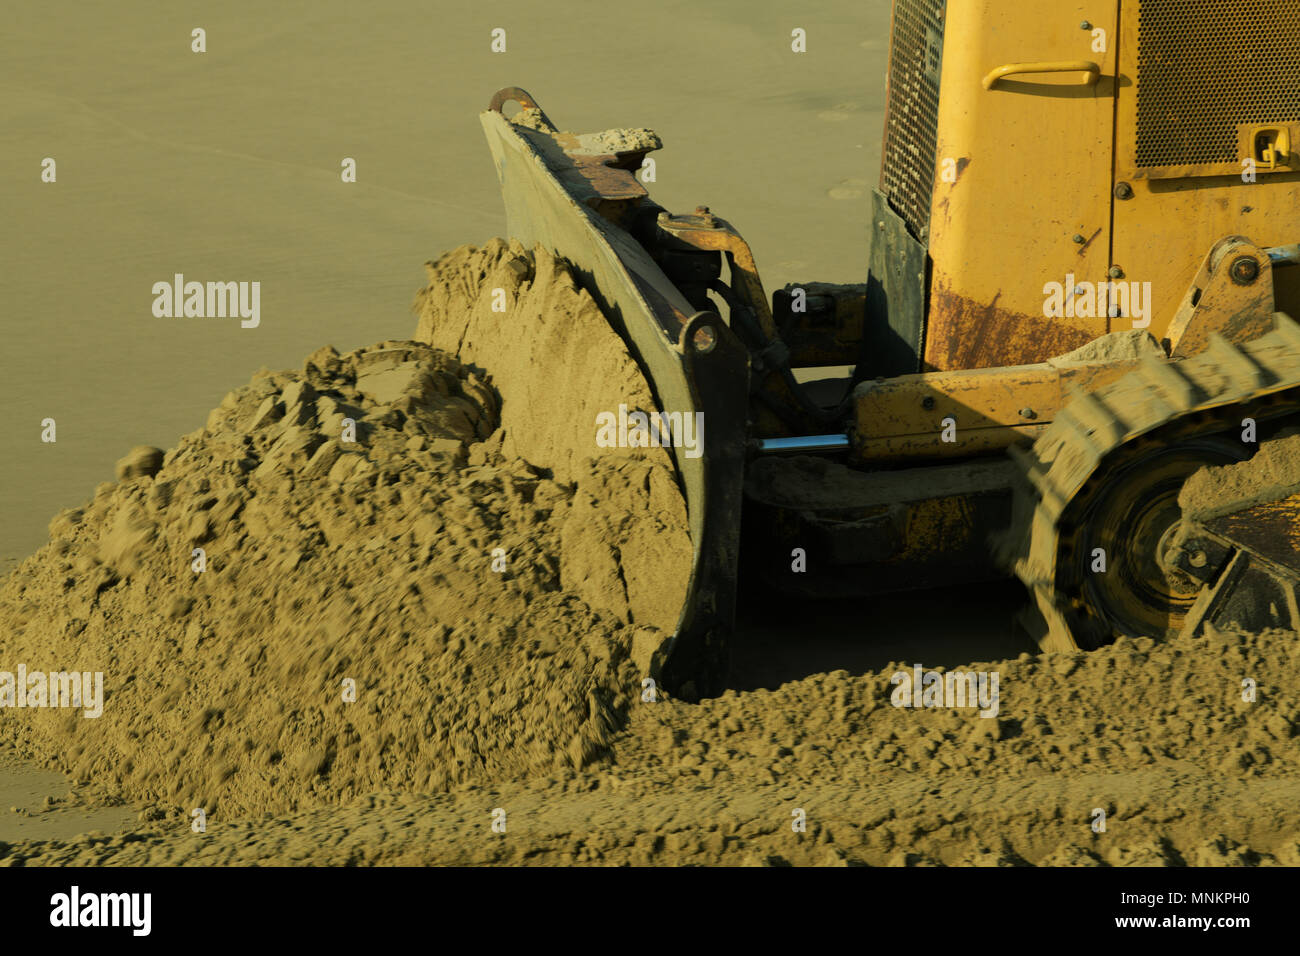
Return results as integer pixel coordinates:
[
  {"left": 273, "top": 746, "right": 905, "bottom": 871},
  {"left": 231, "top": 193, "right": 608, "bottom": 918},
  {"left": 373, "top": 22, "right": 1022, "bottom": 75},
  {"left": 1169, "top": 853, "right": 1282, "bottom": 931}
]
[
  {"left": 982, "top": 61, "right": 1101, "bottom": 90},
  {"left": 1254, "top": 126, "right": 1292, "bottom": 170}
]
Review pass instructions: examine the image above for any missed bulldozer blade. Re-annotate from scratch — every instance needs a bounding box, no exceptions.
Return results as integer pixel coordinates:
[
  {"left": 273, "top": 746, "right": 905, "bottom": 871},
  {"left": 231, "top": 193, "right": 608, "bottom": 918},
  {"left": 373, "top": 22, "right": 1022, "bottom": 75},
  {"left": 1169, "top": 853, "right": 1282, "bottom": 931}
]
[{"left": 480, "top": 95, "right": 749, "bottom": 699}]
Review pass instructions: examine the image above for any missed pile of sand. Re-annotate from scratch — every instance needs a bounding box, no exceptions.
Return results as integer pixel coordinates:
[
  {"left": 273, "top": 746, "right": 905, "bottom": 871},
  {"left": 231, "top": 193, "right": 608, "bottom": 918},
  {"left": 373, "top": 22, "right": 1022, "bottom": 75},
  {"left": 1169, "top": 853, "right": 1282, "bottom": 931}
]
[
  {"left": 4, "top": 240, "right": 1299, "bottom": 865},
  {"left": 0, "top": 243, "right": 694, "bottom": 821},
  {"left": 1180, "top": 432, "right": 1300, "bottom": 521},
  {"left": 413, "top": 239, "right": 692, "bottom": 635}
]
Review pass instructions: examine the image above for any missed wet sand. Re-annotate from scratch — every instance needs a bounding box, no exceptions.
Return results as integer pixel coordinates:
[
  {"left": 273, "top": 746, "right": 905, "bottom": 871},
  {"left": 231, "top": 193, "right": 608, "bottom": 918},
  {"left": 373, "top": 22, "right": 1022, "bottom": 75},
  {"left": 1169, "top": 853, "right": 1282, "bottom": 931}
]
[
  {"left": 0, "top": 752, "right": 135, "bottom": 844},
  {"left": 1, "top": 0, "right": 886, "bottom": 565}
]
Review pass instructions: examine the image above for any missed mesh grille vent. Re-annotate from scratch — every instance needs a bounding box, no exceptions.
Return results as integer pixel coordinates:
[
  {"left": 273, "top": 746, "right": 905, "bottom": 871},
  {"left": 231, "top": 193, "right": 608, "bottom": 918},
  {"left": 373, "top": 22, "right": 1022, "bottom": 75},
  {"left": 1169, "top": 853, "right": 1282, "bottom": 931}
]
[
  {"left": 1136, "top": 0, "right": 1300, "bottom": 169},
  {"left": 881, "top": 0, "right": 945, "bottom": 239}
]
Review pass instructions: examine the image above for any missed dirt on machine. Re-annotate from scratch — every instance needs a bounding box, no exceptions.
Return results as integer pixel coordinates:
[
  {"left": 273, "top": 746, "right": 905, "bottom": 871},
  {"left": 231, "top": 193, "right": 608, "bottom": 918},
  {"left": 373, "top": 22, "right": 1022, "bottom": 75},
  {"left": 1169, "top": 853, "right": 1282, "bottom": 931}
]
[{"left": 459, "top": 2, "right": 1300, "bottom": 698}]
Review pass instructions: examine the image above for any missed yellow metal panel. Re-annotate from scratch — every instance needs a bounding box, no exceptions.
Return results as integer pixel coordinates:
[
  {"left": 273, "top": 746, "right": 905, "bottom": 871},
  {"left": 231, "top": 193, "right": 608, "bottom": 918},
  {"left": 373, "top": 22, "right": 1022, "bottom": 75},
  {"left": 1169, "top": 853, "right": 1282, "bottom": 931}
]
[
  {"left": 854, "top": 424, "right": 1051, "bottom": 461},
  {"left": 925, "top": 0, "right": 1119, "bottom": 371},
  {"left": 1111, "top": 7, "right": 1300, "bottom": 344},
  {"left": 857, "top": 364, "right": 1062, "bottom": 434},
  {"left": 1165, "top": 239, "right": 1277, "bottom": 358},
  {"left": 851, "top": 356, "right": 1140, "bottom": 462}
]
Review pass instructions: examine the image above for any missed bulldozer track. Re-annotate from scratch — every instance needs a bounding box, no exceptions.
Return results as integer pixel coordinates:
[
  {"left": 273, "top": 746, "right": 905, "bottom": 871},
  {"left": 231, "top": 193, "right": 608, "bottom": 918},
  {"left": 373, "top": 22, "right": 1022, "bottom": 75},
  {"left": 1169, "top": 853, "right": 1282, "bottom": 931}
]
[{"left": 1003, "top": 316, "right": 1300, "bottom": 651}]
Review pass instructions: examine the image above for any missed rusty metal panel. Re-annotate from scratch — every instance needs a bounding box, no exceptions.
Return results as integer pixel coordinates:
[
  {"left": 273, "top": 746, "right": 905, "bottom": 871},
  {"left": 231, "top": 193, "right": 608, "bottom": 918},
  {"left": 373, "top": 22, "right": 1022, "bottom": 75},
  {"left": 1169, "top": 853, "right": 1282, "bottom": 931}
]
[
  {"left": 925, "top": 278, "right": 1096, "bottom": 371},
  {"left": 923, "top": 0, "right": 1119, "bottom": 371}
]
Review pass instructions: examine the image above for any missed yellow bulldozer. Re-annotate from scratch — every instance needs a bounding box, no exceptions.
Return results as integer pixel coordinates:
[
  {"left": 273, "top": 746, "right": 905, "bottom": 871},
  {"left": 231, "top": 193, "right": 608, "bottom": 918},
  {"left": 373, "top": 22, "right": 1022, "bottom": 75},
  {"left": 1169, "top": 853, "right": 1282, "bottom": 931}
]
[{"left": 476, "top": 0, "right": 1300, "bottom": 698}]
